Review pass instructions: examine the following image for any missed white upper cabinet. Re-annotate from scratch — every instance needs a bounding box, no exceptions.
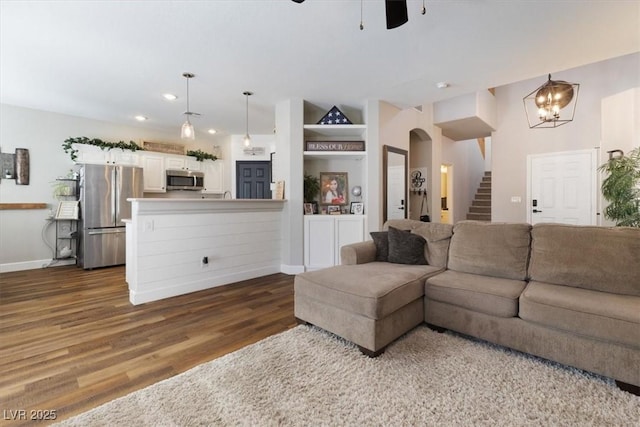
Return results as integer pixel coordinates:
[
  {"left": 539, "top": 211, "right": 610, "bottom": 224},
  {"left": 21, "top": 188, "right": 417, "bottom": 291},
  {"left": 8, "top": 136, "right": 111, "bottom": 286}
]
[
  {"left": 202, "top": 160, "right": 224, "bottom": 193},
  {"left": 140, "top": 153, "right": 166, "bottom": 192},
  {"left": 73, "top": 144, "right": 140, "bottom": 166}
]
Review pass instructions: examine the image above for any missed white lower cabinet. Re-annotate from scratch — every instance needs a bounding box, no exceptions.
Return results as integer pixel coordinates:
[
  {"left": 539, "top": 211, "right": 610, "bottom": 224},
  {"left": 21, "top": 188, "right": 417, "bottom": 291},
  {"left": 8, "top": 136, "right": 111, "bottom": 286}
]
[{"left": 304, "top": 215, "right": 365, "bottom": 271}]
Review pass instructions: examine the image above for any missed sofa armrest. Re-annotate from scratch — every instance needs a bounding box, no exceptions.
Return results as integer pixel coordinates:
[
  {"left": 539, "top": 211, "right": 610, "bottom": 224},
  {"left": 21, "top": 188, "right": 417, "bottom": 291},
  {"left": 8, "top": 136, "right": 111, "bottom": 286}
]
[{"left": 341, "top": 241, "right": 377, "bottom": 265}]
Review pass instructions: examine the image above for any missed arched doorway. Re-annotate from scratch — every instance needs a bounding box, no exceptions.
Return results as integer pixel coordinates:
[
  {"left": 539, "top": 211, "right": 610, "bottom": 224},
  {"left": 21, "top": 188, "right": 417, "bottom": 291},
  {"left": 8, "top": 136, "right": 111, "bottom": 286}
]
[{"left": 408, "top": 128, "right": 433, "bottom": 222}]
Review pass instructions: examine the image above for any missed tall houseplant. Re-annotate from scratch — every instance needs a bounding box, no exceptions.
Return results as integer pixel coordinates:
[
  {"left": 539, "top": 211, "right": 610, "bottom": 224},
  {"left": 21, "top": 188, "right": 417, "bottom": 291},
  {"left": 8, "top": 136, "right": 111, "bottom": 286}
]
[{"left": 598, "top": 146, "right": 640, "bottom": 227}]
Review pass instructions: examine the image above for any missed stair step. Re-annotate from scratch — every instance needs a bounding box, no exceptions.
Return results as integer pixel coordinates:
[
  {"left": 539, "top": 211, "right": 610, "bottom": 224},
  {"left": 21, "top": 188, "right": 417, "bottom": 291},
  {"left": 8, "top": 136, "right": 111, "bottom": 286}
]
[
  {"left": 484, "top": 171, "right": 492, "bottom": 176},
  {"left": 469, "top": 206, "right": 491, "bottom": 213},
  {"left": 477, "top": 187, "right": 491, "bottom": 194},
  {"left": 475, "top": 193, "right": 491, "bottom": 200},
  {"left": 479, "top": 181, "right": 491, "bottom": 188},
  {"left": 472, "top": 199, "right": 491, "bottom": 207},
  {"left": 466, "top": 212, "right": 491, "bottom": 221}
]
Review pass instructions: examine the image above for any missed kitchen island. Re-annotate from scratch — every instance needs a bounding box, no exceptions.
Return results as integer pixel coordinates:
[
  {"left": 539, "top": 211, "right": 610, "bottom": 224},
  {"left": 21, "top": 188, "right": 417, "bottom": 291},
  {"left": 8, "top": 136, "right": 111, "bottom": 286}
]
[{"left": 125, "top": 198, "right": 286, "bottom": 305}]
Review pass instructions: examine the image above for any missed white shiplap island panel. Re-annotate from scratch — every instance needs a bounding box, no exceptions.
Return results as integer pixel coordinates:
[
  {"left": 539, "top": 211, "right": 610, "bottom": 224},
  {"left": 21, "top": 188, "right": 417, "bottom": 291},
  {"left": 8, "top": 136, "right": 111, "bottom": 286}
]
[{"left": 126, "top": 198, "right": 286, "bottom": 305}]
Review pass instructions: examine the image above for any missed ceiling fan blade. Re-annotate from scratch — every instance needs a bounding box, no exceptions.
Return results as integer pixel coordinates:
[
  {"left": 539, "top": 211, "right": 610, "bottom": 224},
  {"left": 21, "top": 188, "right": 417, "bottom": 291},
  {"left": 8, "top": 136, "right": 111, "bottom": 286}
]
[
  {"left": 385, "top": 0, "right": 408, "bottom": 29},
  {"left": 291, "top": 0, "right": 305, "bottom": 3}
]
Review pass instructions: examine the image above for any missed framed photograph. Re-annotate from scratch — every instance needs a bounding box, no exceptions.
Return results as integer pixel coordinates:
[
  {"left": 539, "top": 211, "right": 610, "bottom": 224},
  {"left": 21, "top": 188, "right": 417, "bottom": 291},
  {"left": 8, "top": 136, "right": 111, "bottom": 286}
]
[
  {"left": 303, "top": 203, "right": 314, "bottom": 215},
  {"left": 320, "top": 172, "right": 348, "bottom": 206},
  {"left": 350, "top": 202, "right": 364, "bottom": 215},
  {"left": 327, "top": 205, "right": 341, "bottom": 215}
]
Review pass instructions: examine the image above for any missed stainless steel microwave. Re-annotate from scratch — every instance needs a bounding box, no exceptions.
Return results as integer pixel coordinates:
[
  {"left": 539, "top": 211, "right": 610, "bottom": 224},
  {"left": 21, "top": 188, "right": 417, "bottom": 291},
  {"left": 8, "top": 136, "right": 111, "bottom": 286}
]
[{"left": 166, "top": 169, "right": 204, "bottom": 191}]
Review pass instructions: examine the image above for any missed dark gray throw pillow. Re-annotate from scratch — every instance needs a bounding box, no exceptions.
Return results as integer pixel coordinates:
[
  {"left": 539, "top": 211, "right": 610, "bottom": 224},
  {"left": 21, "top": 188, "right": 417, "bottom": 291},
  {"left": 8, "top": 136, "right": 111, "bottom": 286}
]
[
  {"left": 388, "top": 226, "right": 427, "bottom": 265},
  {"left": 370, "top": 231, "right": 389, "bottom": 262}
]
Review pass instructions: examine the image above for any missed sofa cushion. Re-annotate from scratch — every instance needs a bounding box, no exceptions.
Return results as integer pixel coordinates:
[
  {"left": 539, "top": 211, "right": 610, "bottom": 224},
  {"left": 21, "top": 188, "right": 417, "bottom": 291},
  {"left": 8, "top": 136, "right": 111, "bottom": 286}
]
[
  {"left": 520, "top": 281, "right": 640, "bottom": 349},
  {"left": 425, "top": 270, "right": 526, "bottom": 318},
  {"left": 447, "top": 221, "right": 531, "bottom": 281},
  {"left": 528, "top": 223, "right": 640, "bottom": 296},
  {"left": 295, "top": 262, "right": 442, "bottom": 319},
  {"left": 384, "top": 219, "right": 454, "bottom": 268},
  {"left": 388, "top": 227, "right": 427, "bottom": 265},
  {"left": 370, "top": 231, "right": 389, "bottom": 262}
]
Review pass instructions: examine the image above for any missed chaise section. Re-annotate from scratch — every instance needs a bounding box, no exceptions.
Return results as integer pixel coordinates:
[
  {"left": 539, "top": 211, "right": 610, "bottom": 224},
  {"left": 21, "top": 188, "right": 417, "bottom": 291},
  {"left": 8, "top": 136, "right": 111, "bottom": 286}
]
[
  {"left": 295, "top": 263, "right": 442, "bottom": 355},
  {"left": 295, "top": 220, "right": 453, "bottom": 356}
]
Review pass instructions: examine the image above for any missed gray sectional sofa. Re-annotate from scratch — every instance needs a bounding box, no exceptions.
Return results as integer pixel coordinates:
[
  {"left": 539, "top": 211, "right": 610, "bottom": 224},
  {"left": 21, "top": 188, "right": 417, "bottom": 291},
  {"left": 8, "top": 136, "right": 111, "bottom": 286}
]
[{"left": 294, "top": 219, "right": 640, "bottom": 392}]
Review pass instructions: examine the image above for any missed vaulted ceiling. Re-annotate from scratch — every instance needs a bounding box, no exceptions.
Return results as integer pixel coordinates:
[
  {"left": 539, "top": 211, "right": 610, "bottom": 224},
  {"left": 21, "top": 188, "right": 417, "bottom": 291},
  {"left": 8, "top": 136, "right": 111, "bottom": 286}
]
[{"left": 1, "top": 1, "right": 638, "bottom": 138}]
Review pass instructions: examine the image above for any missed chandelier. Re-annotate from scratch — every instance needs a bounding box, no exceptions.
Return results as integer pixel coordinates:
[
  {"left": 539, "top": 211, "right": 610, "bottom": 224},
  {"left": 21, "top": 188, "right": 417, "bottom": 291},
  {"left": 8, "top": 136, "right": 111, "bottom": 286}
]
[{"left": 523, "top": 74, "right": 579, "bottom": 129}]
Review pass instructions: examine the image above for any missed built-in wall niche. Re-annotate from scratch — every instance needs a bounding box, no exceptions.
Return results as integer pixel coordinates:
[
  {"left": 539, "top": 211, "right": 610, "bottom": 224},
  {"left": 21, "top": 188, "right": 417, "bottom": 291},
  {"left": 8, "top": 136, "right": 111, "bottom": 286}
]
[
  {"left": 0, "top": 148, "right": 30, "bottom": 185},
  {"left": 303, "top": 102, "right": 363, "bottom": 125}
]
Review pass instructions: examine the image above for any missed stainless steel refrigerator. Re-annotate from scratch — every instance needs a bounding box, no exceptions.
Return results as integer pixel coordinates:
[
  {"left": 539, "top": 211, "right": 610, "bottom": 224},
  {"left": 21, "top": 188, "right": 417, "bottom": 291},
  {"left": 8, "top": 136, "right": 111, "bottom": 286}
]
[{"left": 78, "top": 164, "right": 143, "bottom": 269}]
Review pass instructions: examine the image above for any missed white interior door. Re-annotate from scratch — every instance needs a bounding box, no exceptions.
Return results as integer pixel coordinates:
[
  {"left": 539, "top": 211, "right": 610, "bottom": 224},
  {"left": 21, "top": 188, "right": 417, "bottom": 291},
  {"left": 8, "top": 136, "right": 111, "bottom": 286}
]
[
  {"left": 387, "top": 164, "right": 405, "bottom": 220},
  {"left": 527, "top": 149, "right": 597, "bottom": 225}
]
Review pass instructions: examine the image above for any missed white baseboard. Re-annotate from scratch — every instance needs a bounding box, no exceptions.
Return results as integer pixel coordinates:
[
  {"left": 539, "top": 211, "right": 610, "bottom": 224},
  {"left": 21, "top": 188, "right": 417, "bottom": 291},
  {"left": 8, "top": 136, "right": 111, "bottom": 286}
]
[
  {"left": 0, "top": 258, "right": 76, "bottom": 273},
  {"left": 129, "top": 265, "right": 282, "bottom": 305},
  {"left": 280, "top": 264, "right": 304, "bottom": 275}
]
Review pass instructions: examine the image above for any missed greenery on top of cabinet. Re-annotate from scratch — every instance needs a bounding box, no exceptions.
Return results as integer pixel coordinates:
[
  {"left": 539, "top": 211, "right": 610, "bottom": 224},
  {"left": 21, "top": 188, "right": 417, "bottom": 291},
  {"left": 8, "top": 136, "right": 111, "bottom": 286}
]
[
  {"left": 186, "top": 149, "right": 218, "bottom": 162},
  {"left": 62, "top": 137, "right": 145, "bottom": 162}
]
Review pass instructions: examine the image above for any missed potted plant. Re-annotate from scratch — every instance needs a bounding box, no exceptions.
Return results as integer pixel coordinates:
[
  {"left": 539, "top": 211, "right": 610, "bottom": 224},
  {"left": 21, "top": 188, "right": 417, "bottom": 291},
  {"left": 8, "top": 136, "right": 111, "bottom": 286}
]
[
  {"left": 303, "top": 174, "right": 320, "bottom": 203},
  {"left": 598, "top": 146, "right": 640, "bottom": 227}
]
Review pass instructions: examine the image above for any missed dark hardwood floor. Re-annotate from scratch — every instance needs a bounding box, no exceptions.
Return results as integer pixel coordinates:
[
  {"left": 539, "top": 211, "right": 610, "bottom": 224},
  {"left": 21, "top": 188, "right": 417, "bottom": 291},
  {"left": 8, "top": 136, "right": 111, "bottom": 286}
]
[{"left": 0, "top": 266, "right": 296, "bottom": 426}]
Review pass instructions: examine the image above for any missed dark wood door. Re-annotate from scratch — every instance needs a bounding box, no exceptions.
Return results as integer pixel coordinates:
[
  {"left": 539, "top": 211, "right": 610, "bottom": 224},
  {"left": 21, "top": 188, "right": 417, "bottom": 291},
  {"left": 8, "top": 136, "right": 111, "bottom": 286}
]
[{"left": 236, "top": 161, "right": 272, "bottom": 199}]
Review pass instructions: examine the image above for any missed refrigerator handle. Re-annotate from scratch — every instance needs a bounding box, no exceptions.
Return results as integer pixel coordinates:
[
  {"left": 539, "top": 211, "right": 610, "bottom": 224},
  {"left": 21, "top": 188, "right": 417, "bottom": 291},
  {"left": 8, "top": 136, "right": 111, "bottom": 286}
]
[{"left": 112, "top": 167, "right": 117, "bottom": 223}]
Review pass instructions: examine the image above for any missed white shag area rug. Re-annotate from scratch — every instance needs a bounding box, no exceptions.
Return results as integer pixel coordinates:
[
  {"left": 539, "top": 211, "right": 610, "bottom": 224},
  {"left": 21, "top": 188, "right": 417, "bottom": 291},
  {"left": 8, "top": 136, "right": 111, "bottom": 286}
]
[{"left": 55, "top": 325, "right": 639, "bottom": 426}]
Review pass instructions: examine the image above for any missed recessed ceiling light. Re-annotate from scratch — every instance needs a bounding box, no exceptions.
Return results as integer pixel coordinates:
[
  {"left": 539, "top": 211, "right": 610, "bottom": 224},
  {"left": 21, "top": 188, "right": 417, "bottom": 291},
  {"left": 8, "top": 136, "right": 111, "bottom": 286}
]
[
  {"left": 134, "top": 115, "right": 148, "bottom": 121},
  {"left": 208, "top": 129, "right": 217, "bottom": 135},
  {"left": 163, "top": 93, "right": 178, "bottom": 101},
  {"left": 436, "top": 82, "right": 450, "bottom": 89}
]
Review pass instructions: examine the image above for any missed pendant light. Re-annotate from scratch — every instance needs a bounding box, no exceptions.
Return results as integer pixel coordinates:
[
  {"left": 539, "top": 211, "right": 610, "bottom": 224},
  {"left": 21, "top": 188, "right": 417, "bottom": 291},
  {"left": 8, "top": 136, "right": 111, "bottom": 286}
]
[
  {"left": 523, "top": 74, "right": 579, "bottom": 129},
  {"left": 181, "top": 72, "right": 196, "bottom": 140},
  {"left": 243, "top": 91, "right": 253, "bottom": 147}
]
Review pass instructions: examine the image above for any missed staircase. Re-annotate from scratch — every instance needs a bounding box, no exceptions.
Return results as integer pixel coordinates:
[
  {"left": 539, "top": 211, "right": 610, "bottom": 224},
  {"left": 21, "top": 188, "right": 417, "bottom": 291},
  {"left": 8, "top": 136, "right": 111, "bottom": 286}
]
[{"left": 467, "top": 171, "right": 491, "bottom": 221}]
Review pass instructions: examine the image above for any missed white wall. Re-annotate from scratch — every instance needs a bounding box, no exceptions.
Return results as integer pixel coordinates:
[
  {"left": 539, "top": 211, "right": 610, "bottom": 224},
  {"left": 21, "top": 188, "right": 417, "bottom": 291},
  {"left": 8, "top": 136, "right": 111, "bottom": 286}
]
[
  {"left": 600, "top": 87, "right": 640, "bottom": 225},
  {"left": 441, "top": 137, "right": 485, "bottom": 223},
  {"left": 378, "top": 101, "right": 443, "bottom": 230},
  {"left": 492, "top": 52, "right": 640, "bottom": 222},
  {"left": 0, "top": 104, "right": 228, "bottom": 271}
]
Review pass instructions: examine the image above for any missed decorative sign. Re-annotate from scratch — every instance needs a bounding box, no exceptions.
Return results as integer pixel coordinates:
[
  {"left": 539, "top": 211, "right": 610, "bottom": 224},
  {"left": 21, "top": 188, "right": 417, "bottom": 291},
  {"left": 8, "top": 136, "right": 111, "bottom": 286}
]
[
  {"left": 410, "top": 167, "right": 428, "bottom": 193},
  {"left": 305, "top": 141, "right": 365, "bottom": 152},
  {"left": 243, "top": 146, "right": 266, "bottom": 156},
  {"left": 317, "top": 106, "right": 352, "bottom": 125},
  {"left": 143, "top": 141, "right": 185, "bottom": 155}
]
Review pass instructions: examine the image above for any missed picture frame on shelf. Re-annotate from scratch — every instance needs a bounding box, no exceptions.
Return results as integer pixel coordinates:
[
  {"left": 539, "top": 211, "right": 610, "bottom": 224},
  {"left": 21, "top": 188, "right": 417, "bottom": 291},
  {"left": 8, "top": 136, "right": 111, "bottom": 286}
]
[
  {"left": 303, "top": 203, "right": 314, "bottom": 215},
  {"left": 350, "top": 202, "right": 364, "bottom": 215},
  {"left": 327, "top": 205, "right": 341, "bottom": 215},
  {"left": 320, "top": 172, "right": 348, "bottom": 206}
]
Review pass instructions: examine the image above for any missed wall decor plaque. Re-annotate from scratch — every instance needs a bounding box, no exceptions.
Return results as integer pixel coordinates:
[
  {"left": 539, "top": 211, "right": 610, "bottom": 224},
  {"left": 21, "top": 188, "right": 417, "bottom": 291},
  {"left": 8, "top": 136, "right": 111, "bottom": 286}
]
[
  {"left": 305, "top": 141, "right": 365, "bottom": 152},
  {"left": 143, "top": 141, "right": 185, "bottom": 155}
]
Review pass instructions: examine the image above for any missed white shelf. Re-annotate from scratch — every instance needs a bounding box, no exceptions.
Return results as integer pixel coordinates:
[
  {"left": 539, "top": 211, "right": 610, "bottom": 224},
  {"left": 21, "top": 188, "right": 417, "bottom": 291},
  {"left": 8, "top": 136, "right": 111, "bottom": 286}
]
[
  {"left": 303, "top": 124, "right": 366, "bottom": 138},
  {"left": 303, "top": 151, "right": 366, "bottom": 160}
]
